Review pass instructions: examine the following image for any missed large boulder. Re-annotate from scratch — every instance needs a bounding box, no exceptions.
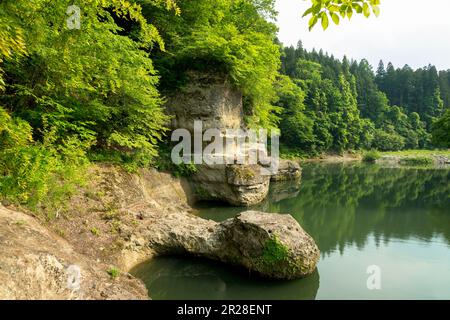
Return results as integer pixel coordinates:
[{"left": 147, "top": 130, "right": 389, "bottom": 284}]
[{"left": 145, "top": 210, "right": 320, "bottom": 280}]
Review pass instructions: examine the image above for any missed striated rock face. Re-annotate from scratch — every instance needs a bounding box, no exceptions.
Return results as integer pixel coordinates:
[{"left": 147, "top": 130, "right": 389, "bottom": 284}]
[
  {"left": 0, "top": 205, "right": 147, "bottom": 300},
  {"left": 145, "top": 211, "right": 320, "bottom": 279},
  {"left": 165, "top": 71, "right": 243, "bottom": 132},
  {"left": 165, "top": 71, "right": 302, "bottom": 207},
  {"left": 191, "top": 164, "right": 270, "bottom": 206}
]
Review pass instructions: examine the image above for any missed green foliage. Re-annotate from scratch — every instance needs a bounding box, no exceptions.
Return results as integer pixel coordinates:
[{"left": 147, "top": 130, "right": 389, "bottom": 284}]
[
  {"left": 0, "top": 0, "right": 171, "bottom": 167},
  {"left": 275, "top": 76, "right": 316, "bottom": 152},
  {"left": 107, "top": 266, "right": 121, "bottom": 280},
  {"left": 362, "top": 150, "right": 381, "bottom": 163},
  {"left": 372, "top": 128, "right": 405, "bottom": 151},
  {"left": 172, "top": 163, "right": 198, "bottom": 178},
  {"left": 0, "top": 107, "right": 89, "bottom": 215},
  {"left": 139, "top": 0, "right": 282, "bottom": 129},
  {"left": 89, "top": 149, "right": 156, "bottom": 173},
  {"left": 279, "top": 50, "right": 376, "bottom": 154},
  {"left": 376, "top": 63, "right": 445, "bottom": 131},
  {"left": 431, "top": 109, "right": 450, "bottom": 148},
  {"left": 280, "top": 147, "right": 314, "bottom": 160},
  {"left": 0, "top": 0, "right": 183, "bottom": 212},
  {"left": 303, "top": 0, "right": 381, "bottom": 30},
  {"left": 153, "top": 144, "right": 198, "bottom": 177},
  {"left": 279, "top": 43, "right": 441, "bottom": 155}
]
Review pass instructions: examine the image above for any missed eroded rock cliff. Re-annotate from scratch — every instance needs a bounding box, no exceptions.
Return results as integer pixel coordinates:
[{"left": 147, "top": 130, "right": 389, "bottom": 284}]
[{"left": 165, "top": 71, "right": 300, "bottom": 206}]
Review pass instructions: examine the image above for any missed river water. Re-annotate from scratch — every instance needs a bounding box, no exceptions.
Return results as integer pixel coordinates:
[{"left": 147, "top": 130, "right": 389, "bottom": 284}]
[{"left": 131, "top": 163, "right": 450, "bottom": 299}]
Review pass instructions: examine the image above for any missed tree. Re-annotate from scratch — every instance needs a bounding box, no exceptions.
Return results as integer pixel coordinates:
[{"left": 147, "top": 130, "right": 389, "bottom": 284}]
[
  {"left": 431, "top": 109, "right": 450, "bottom": 148},
  {"left": 275, "top": 76, "right": 316, "bottom": 151},
  {"left": 0, "top": 0, "right": 176, "bottom": 166}
]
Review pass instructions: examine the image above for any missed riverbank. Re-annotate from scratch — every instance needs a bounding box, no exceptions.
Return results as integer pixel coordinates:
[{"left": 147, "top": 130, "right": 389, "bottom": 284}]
[
  {"left": 0, "top": 165, "right": 191, "bottom": 299},
  {"left": 287, "top": 150, "right": 450, "bottom": 166},
  {"left": 375, "top": 150, "right": 450, "bottom": 167},
  {"left": 299, "top": 152, "right": 362, "bottom": 163},
  {"left": 0, "top": 163, "right": 318, "bottom": 299}
]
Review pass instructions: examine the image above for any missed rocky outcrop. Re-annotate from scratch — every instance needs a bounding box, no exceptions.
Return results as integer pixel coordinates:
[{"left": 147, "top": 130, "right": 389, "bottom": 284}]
[
  {"left": 0, "top": 205, "right": 147, "bottom": 300},
  {"left": 145, "top": 211, "right": 320, "bottom": 279},
  {"left": 165, "top": 71, "right": 243, "bottom": 132},
  {"left": 271, "top": 160, "right": 302, "bottom": 182},
  {"left": 0, "top": 164, "right": 319, "bottom": 299},
  {"left": 165, "top": 71, "right": 302, "bottom": 206},
  {"left": 191, "top": 164, "right": 270, "bottom": 206}
]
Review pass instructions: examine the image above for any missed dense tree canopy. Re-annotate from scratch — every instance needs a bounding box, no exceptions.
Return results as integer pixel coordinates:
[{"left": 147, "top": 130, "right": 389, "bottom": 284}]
[
  {"left": 0, "top": 0, "right": 177, "bottom": 210},
  {"left": 279, "top": 42, "right": 446, "bottom": 154},
  {"left": 432, "top": 109, "right": 450, "bottom": 148}
]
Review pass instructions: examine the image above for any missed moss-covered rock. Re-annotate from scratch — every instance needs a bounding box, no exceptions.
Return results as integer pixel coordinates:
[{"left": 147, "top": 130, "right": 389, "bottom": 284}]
[
  {"left": 148, "top": 210, "right": 320, "bottom": 280},
  {"left": 217, "top": 211, "right": 320, "bottom": 279}
]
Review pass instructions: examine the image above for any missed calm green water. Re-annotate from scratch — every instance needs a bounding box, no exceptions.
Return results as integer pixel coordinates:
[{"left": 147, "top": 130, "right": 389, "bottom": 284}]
[{"left": 132, "top": 163, "right": 450, "bottom": 300}]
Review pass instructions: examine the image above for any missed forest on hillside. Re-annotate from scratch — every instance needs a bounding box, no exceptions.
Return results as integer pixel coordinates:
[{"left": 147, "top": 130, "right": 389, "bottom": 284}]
[
  {"left": 1, "top": 0, "right": 449, "bottom": 211},
  {"left": 278, "top": 43, "right": 450, "bottom": 155}
]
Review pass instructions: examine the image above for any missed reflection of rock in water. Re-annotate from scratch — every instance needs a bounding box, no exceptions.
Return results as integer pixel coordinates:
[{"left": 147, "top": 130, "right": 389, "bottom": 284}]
[
  {"left": 131, "top": 256, "right": 320, "bottom": 300},
  {"left": 268, "top": 179, "right": 301, "bottom": 203}
]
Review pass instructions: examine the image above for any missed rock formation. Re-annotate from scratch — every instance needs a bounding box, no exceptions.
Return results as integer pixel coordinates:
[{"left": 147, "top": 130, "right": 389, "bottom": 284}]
[
  {"left": 166, "top": 71, "right": 301, "bottom": 206},
  {"left": 145, "top": 210, "right": 320, "bottom": 280},
  {"left": 0, "top": 163, "right": 319, "bottom": 299},
  {"left": 190, "top": 164, "right": 271, "bottom": 206},
  {"left": 165, "top": 71, "right": 243, "bottom": 132}
]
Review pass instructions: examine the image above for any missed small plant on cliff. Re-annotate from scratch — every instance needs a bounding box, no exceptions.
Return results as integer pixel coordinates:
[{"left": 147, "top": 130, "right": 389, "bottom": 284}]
[
  {"left": 154, "top": 144, "right": 198, "bottom": 177},
  {"left": 90, "top": 227, "right": 100, "bottom": 237},
  {"left": 107, "top": 267, "right": 120, "bottom": 280}
]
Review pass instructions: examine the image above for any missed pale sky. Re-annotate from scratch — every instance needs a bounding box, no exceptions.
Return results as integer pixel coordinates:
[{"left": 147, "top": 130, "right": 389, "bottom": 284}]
[{"left": 275, "top": 0, "right": 450, "bottom": 71}]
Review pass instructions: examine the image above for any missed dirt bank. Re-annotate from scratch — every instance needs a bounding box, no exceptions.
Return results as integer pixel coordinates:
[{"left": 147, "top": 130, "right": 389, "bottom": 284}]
[
  {"left": 300, "top": 152, "right": 362, "bottom": 163},
  {"left": 1, "top": 164, "right": 194, "bottom": 299}
]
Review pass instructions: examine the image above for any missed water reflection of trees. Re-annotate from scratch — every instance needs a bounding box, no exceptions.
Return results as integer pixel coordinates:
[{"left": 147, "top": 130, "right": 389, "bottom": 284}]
[{"left": 269, "top": 164, "right": 450, "bottom": 255}]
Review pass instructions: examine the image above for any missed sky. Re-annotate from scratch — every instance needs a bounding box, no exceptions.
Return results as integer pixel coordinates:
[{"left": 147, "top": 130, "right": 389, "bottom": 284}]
[{"left": 275, "top": 0, "right": 450, "bottom": 71}]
